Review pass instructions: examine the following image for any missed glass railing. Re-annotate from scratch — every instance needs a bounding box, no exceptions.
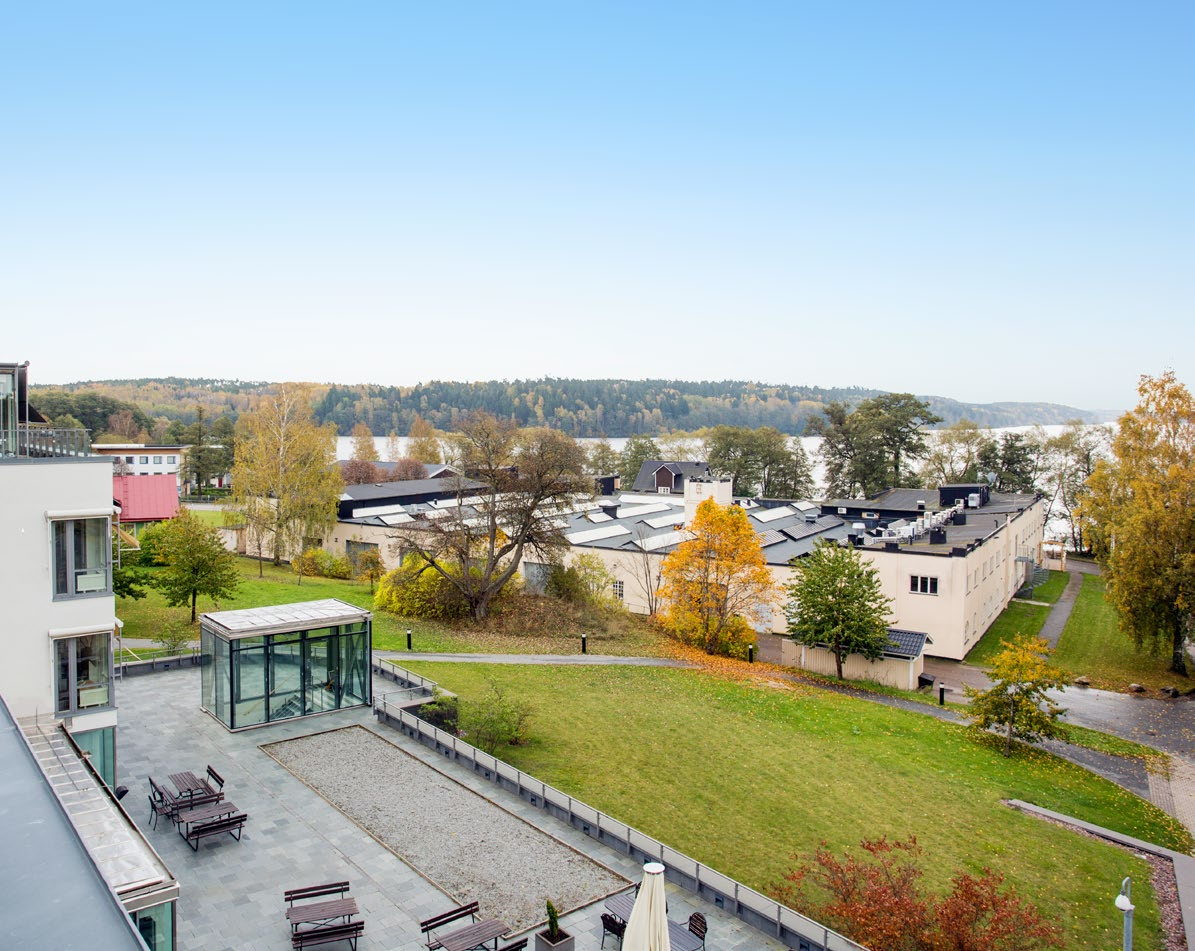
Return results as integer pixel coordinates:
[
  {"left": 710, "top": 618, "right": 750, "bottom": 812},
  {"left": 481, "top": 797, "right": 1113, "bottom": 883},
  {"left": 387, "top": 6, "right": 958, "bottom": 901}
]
[{"left": 0, "top": 426, "right": 95, "bottom": 459}]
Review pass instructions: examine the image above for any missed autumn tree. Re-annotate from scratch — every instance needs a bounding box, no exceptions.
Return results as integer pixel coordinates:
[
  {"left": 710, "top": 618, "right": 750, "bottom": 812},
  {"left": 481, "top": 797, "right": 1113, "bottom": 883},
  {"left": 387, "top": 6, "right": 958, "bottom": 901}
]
[
  {"left": 584, "top": 438, "right": 620, "bottom": 477},
  {"left": 919, "top": 420, "right": 992, "bottom": 486},
  {"left": 658, "top": 498, "right": 777, "bottom": 655},
  {"left": 341, "top": 458, "right": 386, "bottom": 485},
  {"left": 354, "top": 547, "right": 385, "bottom": 594},
  {"left": 384, "top": 430, "right": 403, "bottom": 462},
  {"left": 1085, "top": 372, "right": 1195, "bottom": 674},
  {"left": 149, "top": 509, "right": 240, "bottom": 622},
  {"left": 785, "top": 541, "right": 892, "bottom": 679},
  {"left": 632, "top": 524, "right": 664, "bottom": 616},
  {"left": 655, "top": 429, "right": 703, "bottom": 462},
  {"left": 771, "top": 836, "right": 1061, "bottom": 951},
  {"left": 390, "top": 456, "right": 429, "bottom": 480},
  {"left": 107, "top": 408, "right": 141, "bottom": 441},
  {"left": 407, "top": 414, "right": 442, "bottom": 464},
  {"left": 385, "top": 412, "right": 587, "bottom": 619},
  {"left": 232, "top": 383, "right": 342, "bottom": 568},
  {"left": 350, "top": 421, "right": 379, "bottom": 461},
  {"left": 964, "top": 634, "right": 1071, "bottom": 756}
]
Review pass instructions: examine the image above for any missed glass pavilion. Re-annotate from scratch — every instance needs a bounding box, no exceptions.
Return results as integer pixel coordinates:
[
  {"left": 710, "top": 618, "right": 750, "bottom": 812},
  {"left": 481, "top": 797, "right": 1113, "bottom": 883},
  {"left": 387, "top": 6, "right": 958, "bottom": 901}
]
[{"left": 200, "top": 599, "right": 372, "bottom": 730}]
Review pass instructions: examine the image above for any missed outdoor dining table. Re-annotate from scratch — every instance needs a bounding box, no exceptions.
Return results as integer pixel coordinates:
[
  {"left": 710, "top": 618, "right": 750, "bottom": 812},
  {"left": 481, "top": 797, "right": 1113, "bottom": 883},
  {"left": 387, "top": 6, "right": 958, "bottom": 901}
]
[
  {"left": 433, "top": 916, "right": 511, "bottom": 951},
  {"left": 168, "top": 770, "right": 209, "bottom": 800},
  {"left": 604, "top": 892, "right": 704, "bottom": 951},
  {"left": 287, "top": 896, "right": 360, "bottom": 934},
  {"left": 175, "top": 799, "right": 238, "bottom": 837}
]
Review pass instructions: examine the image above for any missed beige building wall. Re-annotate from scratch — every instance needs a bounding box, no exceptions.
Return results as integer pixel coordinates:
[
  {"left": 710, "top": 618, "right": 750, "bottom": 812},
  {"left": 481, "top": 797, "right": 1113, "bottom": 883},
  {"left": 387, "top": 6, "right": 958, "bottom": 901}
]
[
  {"left": 778, "top": 640, "right": 924, "bottom": 690},
  {"left": 527, "top": 495, "right": 1046, "bottom": 663}
]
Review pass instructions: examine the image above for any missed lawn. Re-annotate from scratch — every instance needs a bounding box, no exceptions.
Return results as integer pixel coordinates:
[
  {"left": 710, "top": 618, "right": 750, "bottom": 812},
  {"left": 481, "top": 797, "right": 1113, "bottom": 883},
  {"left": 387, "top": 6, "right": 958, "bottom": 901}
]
[
  {"left": 1054, "top": 575, "right": 1190, "bottom": 693},
  {"left": 1029, "top": 569, "right": 1069, "bottom": 604},
  {"left": 406, "top": 661, "right": 1188, "bottom": 951},
  {"left": 116, "top": 556, "right": 666, "bottom": 656},
  {"left": 963, "top": 601, "right": 1052, "bottom": 665}
]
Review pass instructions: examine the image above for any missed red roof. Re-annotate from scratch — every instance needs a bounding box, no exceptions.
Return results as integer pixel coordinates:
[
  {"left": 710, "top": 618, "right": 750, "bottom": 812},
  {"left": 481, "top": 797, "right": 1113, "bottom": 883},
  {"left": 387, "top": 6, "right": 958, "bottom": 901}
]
[{"left": 113, "top": 475, "right": 180, "bottom": 524}]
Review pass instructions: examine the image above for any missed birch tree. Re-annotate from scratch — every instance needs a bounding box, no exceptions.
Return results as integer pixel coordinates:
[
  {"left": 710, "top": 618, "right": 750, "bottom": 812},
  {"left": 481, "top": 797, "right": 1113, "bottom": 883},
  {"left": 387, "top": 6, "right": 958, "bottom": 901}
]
[{"left": 232, "top": 384, "right": 342, "bottom": 568}]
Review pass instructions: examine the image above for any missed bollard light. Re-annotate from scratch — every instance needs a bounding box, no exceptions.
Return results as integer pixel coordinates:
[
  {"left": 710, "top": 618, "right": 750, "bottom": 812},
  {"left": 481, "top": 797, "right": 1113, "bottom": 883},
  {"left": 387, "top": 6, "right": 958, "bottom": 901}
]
[
  {"left": 581, "top": 633, "right": 587, "bottom": 655},
  {"left": 748, "top": 644, "right": 755, "bottom": 663},
  {"left": 407, "top": 628, "right": 412, "bottom": 651},
  {"left": 938, "top": 683, "right": 946, "bottom": 706}
]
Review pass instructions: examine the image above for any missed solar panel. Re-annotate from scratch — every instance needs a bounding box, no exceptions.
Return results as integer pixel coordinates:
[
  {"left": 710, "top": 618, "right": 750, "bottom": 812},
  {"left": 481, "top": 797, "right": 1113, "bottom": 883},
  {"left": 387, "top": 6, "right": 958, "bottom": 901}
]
[
  {"left": 617, "top": 502, "right": 674, "bottom": 518},
  {"left": 751, "top": 506, "right": 794, "bottom": 523},
  {"left": 565, "top": 524, "right": 632, "bottom": 544},
  {"left": 644, "top": 513, "right": 685, "bottom": 529}
]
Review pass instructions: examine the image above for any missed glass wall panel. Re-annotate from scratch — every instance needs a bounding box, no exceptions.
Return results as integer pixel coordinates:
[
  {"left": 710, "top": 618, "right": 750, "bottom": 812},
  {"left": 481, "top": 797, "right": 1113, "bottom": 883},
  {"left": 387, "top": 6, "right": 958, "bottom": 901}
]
[
  {"left": 212, "top": 635, "right": 231, "bottom": 727},
  {"left": 56, "top": 638, "right": 72, "bottom": 712},
  {"left": 232, "top": 636, "right": 266, "bottom": 728},
  {"left": 73, "top": 726, "right": 116, "bottom": 788},
  {"left": 304, "top": 635, "right": 337, "bottom": 714},
  {"left": 268, "top": 635, "right": 303, "bottom": 721},
  {"left": 132, "top": 901, "right": 175, "bottom": 951},
  {"left": 75, "top": 633, "right": 110, "bottom": 709},
  {"left": 340, "top": 631, "right": 369, "bottom": 707},
  {"left": 200, "top": 628, "right": 214, "bottom": 713}
]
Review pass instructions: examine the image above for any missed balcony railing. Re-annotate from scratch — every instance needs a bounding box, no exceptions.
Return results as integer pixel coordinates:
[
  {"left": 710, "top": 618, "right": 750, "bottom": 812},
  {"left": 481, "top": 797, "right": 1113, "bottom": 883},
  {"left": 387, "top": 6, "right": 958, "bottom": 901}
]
[{"left": 1, "top": 425, "right": 95, "bottom": 460}]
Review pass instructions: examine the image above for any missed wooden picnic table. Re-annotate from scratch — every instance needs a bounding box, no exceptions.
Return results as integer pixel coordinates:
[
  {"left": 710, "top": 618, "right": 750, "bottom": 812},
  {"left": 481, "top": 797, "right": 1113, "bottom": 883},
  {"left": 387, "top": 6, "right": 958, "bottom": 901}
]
[
  {"left": 175, "top": 799, "right": 238, "bottom": 836},
  {"left": 434, "top": 917, "right": 510, "bottom": 951},
  {"left": 604, "top": 893, "right": 703, "bottom": 951},
  {"left": 287, "top": 897, "right": 360, "bottom": 933},
  {"left": 169, "top": 770, "right": 208, "bottom": 799}
]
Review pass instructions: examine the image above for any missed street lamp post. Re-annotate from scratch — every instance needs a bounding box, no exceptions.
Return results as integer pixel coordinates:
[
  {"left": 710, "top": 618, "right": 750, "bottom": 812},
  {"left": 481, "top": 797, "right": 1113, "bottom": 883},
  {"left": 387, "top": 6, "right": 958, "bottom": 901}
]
[{"left": 1116, "top": 876, "right": 1134, "bottom": 950}]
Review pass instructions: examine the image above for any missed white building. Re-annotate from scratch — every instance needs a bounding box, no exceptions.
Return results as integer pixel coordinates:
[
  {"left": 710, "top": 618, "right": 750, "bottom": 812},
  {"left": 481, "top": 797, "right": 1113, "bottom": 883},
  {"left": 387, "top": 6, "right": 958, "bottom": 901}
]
[
  {"left": 91, "top": 442, "right": 186, "bottom": 488},
  {"left": 1, "top": 361, "right": 178, "bottom": 947}
]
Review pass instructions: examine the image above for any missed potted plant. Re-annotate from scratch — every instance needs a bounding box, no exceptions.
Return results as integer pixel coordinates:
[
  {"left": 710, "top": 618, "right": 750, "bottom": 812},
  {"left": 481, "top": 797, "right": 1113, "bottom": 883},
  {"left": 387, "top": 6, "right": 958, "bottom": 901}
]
[{"left": 534, "top": 899, "right": 574, "bottom": 951}]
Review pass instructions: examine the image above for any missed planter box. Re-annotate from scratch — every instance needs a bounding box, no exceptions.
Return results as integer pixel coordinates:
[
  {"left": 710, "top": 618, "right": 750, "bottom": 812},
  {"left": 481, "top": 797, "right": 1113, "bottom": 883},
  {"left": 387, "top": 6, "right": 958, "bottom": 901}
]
[{"left": 534, "top": 930, "right": 574, "bottom": 951}]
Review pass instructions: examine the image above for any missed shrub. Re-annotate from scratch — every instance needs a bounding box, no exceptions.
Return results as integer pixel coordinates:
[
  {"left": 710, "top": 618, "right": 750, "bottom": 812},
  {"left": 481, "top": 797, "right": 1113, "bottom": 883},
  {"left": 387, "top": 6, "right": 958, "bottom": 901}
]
[
  {"left": 374, "top": 555, "right": 472, "bottom": 620},
  {"left": 292, "top": 548, "right": 353, "bottom": 580},
  {"left": 458, "top": 682, "right": 534, "bottom": 754},
  {"left": 417, "top": 691, "right": 459, "bottom": 732},
  {"left": 546, "top": 553, "right": 618, "bottom": 606},
  {"left": 154, "top": 620, "right": 195, "bottom": 656}
]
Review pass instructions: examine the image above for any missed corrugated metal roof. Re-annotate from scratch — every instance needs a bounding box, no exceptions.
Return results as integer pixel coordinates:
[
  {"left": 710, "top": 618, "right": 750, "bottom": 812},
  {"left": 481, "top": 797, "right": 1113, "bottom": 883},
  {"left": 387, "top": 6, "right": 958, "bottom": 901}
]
[
  {"left": 112, "top": 474, "right": 179, "bottom": 523},
  {"left": 751, "top": 506, "right": 793, "bottom": 523}
]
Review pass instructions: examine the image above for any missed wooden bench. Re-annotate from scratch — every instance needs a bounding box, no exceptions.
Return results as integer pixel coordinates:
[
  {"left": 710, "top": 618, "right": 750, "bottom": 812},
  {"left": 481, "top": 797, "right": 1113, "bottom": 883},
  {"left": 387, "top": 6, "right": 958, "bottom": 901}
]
[
  {"left": 204, "top": 764, "right": 226, "bottom": 793},
  {"left": 498, "top": 940, "right": 528, "bottom": 951},
  {"left": 291, "top": 920, "right": 364, "bottom": 950},
  {"left": 184, "top": 812, "right": 247, "bottom": 851},
  {"left": 420, "top": 901, "right": 479, "bottom": 949},
  {"left": 285, "top": 882, "right": 351, "bottom": 908}
]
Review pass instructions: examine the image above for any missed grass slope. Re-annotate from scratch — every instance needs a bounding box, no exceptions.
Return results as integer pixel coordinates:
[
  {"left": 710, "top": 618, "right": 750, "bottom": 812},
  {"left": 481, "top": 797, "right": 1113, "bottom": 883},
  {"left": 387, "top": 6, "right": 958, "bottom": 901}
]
[
  {"left": 1054, "top": 575, "right": 1189, "bottom": 693},
  {"left": 117, "top": 556, "right": 664, "bottom": 655},
  {"left": 407, "top": 662, "right": 1187, "bottom": 950}
]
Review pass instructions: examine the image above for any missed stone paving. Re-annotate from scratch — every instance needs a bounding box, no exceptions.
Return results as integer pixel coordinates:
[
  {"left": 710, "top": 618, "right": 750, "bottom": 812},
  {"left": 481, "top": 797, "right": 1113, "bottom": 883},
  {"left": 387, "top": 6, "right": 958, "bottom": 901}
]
[{"left": 115, "top": 668, "right": 791, "bottom": 951}]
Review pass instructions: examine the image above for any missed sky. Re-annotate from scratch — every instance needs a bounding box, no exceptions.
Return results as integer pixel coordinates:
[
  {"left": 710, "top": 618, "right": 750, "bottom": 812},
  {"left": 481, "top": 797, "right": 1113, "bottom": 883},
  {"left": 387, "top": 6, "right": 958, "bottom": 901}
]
[{"left": 2, "top": 3, "right": 1191, "bottom": 414}]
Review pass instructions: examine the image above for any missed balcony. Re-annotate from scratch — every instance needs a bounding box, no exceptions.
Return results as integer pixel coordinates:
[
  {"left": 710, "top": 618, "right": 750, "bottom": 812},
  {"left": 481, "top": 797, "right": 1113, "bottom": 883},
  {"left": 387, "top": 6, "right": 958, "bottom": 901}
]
[{"left": 1, "top": 425, "right": 96, "bottom": 460}]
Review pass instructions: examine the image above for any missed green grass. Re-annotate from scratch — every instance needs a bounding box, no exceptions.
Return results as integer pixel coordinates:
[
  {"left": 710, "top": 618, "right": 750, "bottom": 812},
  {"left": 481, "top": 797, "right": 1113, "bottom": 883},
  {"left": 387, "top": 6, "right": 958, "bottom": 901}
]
[
  {"left": 117, "top": 556, "right": 665, "bottom": 656},
  {"left": 1054, "top": 575, "right": 1189, "bottom": 693},
  {"left": 406, "top": 662, "right": 1186, "bottom": 951},
  {"left": 963, "top": 601, "right": 1052, "bottom": 665},
  {"left": 182, "top": 506, "right": 245, "bottom": 528},
  {"left": 1029, "top": 569, "right": 1069, "bottom": 604}
]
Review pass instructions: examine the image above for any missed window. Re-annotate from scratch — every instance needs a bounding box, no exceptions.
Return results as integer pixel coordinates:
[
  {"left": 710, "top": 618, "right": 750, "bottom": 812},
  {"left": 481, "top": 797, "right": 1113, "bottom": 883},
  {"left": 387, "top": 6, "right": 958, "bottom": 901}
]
[
  {"left": 53, "top": 518, "right": 110, "bottom": 597},
  {"left": 167, "top": 455, "right": 177, "bottom": 464},
  {"left": 124, "top": 455, "right": 134, "bottom": 464},
  {"left": 153, "top": 455, "right": 162, "bottom": 464},
  {"left": 612, "top": 580, "right": 625, "bottom": 602},
  {"left": 657, "top": 487, "right": 671, "bottom": 495},
  {"left": 139, "top": 455, "right": 148, "bottom": 465},
  {"left": 910, "top": 575, "right": 938, "bottom": 595},
  {"left": 55, "top": 632, "right": 112, "bottom": 714}
]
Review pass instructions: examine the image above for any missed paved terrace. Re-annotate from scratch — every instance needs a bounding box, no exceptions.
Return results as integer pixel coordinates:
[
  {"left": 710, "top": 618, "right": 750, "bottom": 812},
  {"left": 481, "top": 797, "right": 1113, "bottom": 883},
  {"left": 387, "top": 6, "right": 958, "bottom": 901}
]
[{"left": 116, "top": 668, "right": 790, "bottom": 951}]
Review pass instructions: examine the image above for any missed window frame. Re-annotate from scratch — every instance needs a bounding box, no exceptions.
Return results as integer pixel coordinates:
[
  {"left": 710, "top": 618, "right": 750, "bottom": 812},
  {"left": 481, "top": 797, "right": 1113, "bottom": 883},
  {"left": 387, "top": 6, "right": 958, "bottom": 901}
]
[
  {"left": 611, "top": 580, "right": 625, "bottom": 602},
  {"left": 54, "top": 631, "right": 114, "bottom": 716},
  {"left": 909, "top": 574, "right": 939, "bottom": 595},
  {"left": 51, "top": 516, "right": 112, "bottom": 600}
]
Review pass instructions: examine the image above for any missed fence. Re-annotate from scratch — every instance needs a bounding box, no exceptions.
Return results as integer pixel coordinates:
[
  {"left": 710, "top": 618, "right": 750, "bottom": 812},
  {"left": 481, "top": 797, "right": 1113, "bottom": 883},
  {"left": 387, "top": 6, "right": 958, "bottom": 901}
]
[{"left": 371, "top": 659, "right": 865, "bottom": 951}]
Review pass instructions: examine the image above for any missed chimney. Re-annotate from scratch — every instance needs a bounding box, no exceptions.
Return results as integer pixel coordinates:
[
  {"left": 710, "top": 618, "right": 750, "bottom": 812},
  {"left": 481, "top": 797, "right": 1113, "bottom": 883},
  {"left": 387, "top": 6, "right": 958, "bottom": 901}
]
[
  {"left": 599, "top": 501, "right": 619, "bottom": 520},
  {"left": 684, "top": 476, "right": 733, "bottom": 524}
]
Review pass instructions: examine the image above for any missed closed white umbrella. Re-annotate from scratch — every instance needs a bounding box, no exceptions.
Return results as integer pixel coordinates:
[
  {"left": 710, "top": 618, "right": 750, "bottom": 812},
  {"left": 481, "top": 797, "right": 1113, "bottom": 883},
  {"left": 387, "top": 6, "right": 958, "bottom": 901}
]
[{"left": 623, "top": 862, "right": 671, "bottom": 951}]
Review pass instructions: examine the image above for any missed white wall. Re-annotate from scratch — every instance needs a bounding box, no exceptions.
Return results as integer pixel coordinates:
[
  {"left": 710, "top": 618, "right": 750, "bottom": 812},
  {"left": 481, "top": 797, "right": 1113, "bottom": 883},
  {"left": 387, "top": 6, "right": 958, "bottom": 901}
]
[{"left": 0, "top": 458, "right": 117, "bottom": 721}]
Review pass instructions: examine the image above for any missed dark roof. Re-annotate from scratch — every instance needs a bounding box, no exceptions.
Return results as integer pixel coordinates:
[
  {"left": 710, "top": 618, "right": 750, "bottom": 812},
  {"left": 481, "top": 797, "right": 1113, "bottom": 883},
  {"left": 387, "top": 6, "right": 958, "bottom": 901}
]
[
  {"left": 885, "top": 628, "right": 929, "bottom": 659},
  {"left": 339, "top": 476, "right": 487, "bottom": 503},
  {"left": 631, "top": 460, "right": 710, "bottom": 493},
  {"left": 0, "top": 701, "right": 149, "bottom": 949}
]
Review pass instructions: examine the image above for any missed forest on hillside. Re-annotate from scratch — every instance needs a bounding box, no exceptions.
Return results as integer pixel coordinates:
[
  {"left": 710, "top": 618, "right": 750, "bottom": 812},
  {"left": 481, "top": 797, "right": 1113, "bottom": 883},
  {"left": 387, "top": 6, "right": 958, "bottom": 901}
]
[{"left": 29, "top": 376, "right": 1103, "bottom": 439}]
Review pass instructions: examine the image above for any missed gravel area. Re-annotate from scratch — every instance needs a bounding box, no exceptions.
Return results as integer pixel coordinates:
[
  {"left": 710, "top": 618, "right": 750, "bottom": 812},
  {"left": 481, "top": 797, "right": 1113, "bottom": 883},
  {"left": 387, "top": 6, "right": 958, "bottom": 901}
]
[{"left": 264, "top": 726, "right": 626, "bottom": 929}]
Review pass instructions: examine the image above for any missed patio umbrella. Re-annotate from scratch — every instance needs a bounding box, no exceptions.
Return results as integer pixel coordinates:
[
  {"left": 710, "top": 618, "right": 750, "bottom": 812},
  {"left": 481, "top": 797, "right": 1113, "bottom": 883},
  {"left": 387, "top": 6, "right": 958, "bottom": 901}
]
[{"left": 622, "top": 862, "right": 671, "bottom": 951}]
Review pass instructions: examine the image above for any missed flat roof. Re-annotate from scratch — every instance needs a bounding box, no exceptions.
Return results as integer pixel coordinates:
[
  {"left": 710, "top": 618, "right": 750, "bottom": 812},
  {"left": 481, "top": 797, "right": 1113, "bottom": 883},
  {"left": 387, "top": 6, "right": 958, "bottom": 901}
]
[
  {"left": 201, "top": 598, "right": 372, "bottom": 639},
  {"left": 2, "top": 707, "right": 155, "bottom": 949}
]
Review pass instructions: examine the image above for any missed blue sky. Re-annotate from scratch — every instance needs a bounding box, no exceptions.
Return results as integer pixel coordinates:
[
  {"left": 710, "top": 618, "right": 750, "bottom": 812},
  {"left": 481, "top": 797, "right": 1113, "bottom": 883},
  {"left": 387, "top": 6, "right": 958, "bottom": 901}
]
[{"left": 2, "top": 2, "right": 1191, "bottom": 413}]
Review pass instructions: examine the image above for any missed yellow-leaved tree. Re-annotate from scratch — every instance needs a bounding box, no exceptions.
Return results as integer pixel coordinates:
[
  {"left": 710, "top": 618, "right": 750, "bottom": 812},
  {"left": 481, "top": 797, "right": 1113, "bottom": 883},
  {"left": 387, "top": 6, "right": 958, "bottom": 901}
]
[
  {"left": 659, "top": 498, "right": 777, "bottom": 656},
  {"left": 232, "top": 384, "right": 343, "bottom": 573},
  {"left": 1084, "top": 371, "right": 1195, "bottom": 675},
  {"left": 350, "top": 421, "right": 379, "bottom": 462},
  {"left": 407, "top": 414, "right": 443, "bottom": 464}
]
